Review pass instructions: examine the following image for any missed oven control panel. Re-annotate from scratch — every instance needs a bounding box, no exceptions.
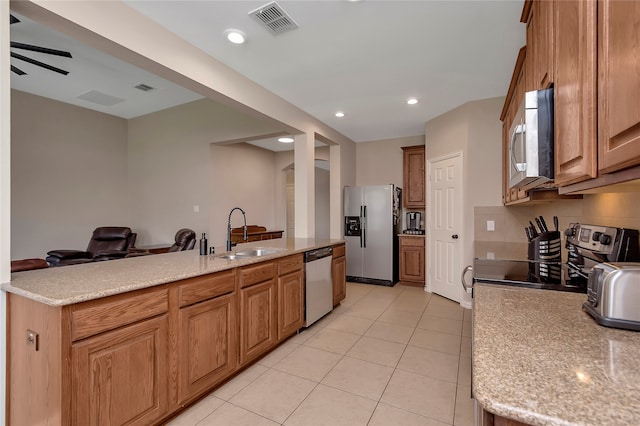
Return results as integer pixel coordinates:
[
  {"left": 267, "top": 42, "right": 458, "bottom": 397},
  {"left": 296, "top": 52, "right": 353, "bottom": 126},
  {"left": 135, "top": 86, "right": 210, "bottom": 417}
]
[{"left": 565, "top": 224, "right": 618, "bottom": 254}]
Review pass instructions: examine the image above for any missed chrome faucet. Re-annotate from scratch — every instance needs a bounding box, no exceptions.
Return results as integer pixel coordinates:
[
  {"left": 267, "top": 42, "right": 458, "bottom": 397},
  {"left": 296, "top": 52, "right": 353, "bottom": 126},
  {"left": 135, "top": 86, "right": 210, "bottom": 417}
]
[{"left": 226, "top": 207, "right": 247, "bottom": 251}]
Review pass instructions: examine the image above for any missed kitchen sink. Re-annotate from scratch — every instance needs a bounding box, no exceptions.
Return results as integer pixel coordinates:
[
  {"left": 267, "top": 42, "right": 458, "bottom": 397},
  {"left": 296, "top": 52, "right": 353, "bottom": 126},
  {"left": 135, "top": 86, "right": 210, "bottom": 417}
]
[{"left": 216, "top": 248, "right": 279, "bottom": 260}]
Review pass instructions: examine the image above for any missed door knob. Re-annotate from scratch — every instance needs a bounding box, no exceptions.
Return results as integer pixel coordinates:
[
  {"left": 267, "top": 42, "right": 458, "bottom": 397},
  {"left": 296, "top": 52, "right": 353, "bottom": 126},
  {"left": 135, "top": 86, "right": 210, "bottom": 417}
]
[{"left": 452, "top": 234, "right": 459, "bottom": 239}]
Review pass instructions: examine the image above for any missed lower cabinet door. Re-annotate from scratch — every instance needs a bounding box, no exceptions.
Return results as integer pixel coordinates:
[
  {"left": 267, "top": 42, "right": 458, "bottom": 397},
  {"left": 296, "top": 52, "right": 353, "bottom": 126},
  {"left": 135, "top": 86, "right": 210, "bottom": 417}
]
[
  {"left": 72, "top": 315, "right": 169, "bottom": 426},
  {"left": 332, "top": 256, "right": 346, "bottom": 305},
  {"left": 178, "top": 293, "right": 238, "bottom": 402},
  {"left": 240, "top": 279, "right": 277, "bottom": 365},
  {"left": 278, "top": 269, "right": 304, "bottom": 341}
]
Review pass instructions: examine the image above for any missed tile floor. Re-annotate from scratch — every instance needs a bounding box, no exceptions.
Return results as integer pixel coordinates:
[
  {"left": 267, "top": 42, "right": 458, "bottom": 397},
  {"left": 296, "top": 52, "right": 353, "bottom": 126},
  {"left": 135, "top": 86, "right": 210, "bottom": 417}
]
[{"left": 168, "top": 282, "right": 474, "bottom": 426}]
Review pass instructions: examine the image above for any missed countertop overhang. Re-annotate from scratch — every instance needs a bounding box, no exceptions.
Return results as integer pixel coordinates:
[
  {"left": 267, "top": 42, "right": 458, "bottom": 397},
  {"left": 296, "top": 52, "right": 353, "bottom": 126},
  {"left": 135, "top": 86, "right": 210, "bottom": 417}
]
[
  {"left": 2, "top": 238, "right": 344, "bottom": 306},
  {"left": 473, "top": 284, "right": 640, "bottom": 426}
]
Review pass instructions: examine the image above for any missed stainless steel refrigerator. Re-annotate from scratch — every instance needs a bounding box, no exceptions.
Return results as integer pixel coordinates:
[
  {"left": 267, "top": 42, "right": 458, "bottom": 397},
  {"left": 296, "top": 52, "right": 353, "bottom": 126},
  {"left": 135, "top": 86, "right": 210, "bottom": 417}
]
[{"left": 343, "top": 184, "right": 401, "bottom": 286}]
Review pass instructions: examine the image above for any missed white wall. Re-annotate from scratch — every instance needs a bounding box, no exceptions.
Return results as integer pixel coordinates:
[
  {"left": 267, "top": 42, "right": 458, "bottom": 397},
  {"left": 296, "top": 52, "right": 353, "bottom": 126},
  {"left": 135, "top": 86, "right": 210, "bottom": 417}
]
[
  {"left": 11, "top": 90, "right": 130, "bottom": 259},
  {"left": 127, "top": 98, "right": 281, "bottom": 247}
]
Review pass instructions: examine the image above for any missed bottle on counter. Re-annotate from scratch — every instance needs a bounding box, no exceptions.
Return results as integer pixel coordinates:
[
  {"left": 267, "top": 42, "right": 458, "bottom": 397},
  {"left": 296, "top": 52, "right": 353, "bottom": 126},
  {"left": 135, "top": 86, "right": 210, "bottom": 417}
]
[{"left": 199, "top": 233, "right": 208, "bottom": 256}]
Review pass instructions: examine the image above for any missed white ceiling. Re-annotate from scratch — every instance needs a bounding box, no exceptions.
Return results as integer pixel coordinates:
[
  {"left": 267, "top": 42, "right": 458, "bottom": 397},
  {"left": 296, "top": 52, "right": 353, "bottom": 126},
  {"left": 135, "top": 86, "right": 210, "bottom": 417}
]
[{"left": 10, "top": 1, "right": 526, "bottom": 147}]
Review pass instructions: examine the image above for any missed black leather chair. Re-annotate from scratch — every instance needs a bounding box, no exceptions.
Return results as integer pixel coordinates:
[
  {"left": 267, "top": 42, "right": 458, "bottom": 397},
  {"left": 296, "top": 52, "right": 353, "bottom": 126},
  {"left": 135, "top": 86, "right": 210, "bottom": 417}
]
[
  {"left": 46, "top": 227, "right": 136, "bottom": 266},
  {"left": 168, "top": 228, "right": 196, "bottom": 252}
]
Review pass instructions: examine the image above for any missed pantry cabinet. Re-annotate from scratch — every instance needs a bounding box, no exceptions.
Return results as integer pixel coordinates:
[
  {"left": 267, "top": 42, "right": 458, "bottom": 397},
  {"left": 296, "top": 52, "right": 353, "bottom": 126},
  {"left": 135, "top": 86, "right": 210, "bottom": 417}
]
[
  {"left": 597, "top": 0, "right": 640, "bottom": 174},
  {"left": 332, "top": 243, "right": 347, "bottom": 305},
  {"left": 402, "top": 145, "right": 426, "bottom": 209}
]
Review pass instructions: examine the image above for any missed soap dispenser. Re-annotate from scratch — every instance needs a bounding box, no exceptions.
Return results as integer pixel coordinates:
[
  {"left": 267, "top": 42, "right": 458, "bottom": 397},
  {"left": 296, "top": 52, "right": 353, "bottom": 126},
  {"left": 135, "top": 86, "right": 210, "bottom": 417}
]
[{"left": 199, "top": 233, "right": 208, "bottom": 255}]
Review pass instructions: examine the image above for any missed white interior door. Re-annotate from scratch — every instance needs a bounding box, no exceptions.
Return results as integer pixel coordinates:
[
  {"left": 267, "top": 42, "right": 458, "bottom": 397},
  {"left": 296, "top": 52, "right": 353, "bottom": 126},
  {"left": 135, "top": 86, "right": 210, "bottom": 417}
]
[{"left": 428, "top": 153, "right": 463, "bottom": 303}]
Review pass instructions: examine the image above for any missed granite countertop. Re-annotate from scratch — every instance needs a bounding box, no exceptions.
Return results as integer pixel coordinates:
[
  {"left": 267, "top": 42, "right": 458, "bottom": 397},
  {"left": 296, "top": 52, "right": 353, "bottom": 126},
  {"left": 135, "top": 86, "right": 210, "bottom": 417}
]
[
  {"left": 473, "top": 284, "right": 640, "bottom": 425},
  {"left": 2, "top": 238, "right": 343, "bottom": 307},
  {"left": 397, "top": 233, "right": 426, "bottom": 237}
]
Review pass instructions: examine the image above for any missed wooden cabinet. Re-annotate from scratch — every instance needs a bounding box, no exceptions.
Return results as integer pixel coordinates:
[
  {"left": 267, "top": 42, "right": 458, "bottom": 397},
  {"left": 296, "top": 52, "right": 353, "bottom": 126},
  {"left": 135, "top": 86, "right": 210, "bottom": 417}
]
[
  {"left": 332, "top": 243, "right": 346, "bottom": 305},
  {"left": 239, "top": 262, "right": 278, "bottom": 366},
  {"left": 277, "top": 254, "right": 304, "bottom": 341},
  {"left": 402, "top": 145, "right": 426, "bottom": 209},
  {"left": 523, "top": 0, "right": 554, "bottom": 91},
  {"left": 177, "top": 271, "right": 237, "bottom": 403},
  {"left": 553, "top": 0, "right": 598, "bottom": 186},
  {"left": 231, "top": 226, "right": 284, "bottom": 244},
  {"left": 597, "top": 0, "right": 640, "bottom": 174},
  {"left": 72, "top": 316, "right": 169, "bottom": 426},
  {"left": 399, "top": 235, "right": 425, "bottom": 285}
]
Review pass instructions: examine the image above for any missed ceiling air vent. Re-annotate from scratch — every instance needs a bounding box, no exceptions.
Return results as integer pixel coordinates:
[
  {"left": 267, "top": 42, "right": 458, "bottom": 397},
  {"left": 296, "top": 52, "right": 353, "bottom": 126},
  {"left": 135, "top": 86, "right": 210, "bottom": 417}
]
[
  {"left": 134, "top": 83, "right": 155, "bottom": 92},
  {"left": 249, "top": 1, "right": 299, "bottom": 35}
]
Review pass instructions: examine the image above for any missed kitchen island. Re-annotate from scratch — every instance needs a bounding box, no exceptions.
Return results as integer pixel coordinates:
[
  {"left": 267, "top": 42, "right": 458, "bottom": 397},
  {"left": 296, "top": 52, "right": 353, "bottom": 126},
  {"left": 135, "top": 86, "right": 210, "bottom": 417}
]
[
  {"left": 2, "top": 238, "right": 346, "bottom": 426},
  {"left": 473, "top": 284, "right": 640, "bottom": 426}
]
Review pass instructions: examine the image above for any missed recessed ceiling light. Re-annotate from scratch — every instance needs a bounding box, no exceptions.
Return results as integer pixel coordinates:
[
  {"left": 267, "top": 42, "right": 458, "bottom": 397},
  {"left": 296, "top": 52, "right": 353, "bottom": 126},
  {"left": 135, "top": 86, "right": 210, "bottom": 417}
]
[
  {"left": 407, "top": 98, "right": 418, "bottom": 105},
  {"left": 278, "top": 137, "right": 294, "bottom": 143},
  {"left": 335, "top": 111, "right": 345, "bottom": 118},
  {"left": 225, "top": 29, "right": 246, "bottom": 44}
]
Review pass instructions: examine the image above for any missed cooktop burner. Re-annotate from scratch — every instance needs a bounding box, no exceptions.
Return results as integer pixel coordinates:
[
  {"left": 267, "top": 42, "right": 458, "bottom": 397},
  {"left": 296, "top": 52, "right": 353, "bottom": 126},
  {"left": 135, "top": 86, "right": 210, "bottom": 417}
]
[{"left": 473, "top": 259, "right": 587, "bottom": 293}]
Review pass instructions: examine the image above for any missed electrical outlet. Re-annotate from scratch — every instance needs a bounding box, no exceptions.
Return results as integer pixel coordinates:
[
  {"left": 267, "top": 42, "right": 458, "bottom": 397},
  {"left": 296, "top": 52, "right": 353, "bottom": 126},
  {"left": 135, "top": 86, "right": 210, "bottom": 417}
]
[
  {"left": 487, "top": 220, "right": 495, "bottom": 231},
  {"left": 26, "top": 329, "right": 39, "bottom": 351},
  {"left": 193, "top": 205, "right": 199, "bottom": 213}
]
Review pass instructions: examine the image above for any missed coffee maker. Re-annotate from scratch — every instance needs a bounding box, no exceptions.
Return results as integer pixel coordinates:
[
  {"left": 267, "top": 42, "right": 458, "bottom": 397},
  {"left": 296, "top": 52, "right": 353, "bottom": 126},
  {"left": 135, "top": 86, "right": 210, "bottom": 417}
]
[{"left": 405, "top": 212, "right": 424, "bottom": 234}]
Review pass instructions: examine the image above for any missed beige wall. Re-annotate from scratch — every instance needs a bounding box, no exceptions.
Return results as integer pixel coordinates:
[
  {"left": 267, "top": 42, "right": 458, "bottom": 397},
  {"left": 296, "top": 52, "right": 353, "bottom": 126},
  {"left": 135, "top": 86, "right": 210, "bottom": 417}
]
[
  {"left": 315, "top": 166, "right": 330, "bottom": 239},
  {"left": 11, "top": 90, "right": 130, "bottom": 259},
  {"left": 356, "top": 135, "right": 424, "bottom": 188},
  {"left": 127, "top": 98, "right": 281, "bottom": 247}
]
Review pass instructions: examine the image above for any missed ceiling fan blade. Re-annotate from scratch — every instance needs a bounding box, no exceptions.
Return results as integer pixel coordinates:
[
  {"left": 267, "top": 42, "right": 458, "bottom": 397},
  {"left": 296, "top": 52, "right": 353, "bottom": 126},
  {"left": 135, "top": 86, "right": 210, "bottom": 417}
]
[
  {"left": 11, "top": 42, "right": 72, "bottom": 58},
  {"left": 11, "top": 52, "right": 69, "bottom": 75},
  {"left": 11, "top": 65, "right": 27, "bottom": 76},
  {"left": 10, "top": 14, "right": 20, "bottom": 25}
]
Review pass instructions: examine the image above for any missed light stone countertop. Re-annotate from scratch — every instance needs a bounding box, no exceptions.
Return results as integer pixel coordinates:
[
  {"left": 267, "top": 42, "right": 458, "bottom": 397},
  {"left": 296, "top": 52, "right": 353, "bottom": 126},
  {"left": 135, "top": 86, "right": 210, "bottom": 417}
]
[
  {"left": 473, "top": 284, "right": 640, "bottom": 426},
  {"left": 1, "top": 238, "right": 344, "bottom": 307}
]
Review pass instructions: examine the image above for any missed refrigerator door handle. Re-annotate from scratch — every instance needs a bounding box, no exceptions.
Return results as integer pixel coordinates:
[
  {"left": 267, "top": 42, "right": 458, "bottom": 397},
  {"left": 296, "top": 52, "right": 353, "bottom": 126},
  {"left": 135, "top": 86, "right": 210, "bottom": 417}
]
[
  {"left": 359, "top": 206, "right": 364, "bottom": 248},
  {"left": 362, "top": 205, "right": 367, "bottom": 248}
]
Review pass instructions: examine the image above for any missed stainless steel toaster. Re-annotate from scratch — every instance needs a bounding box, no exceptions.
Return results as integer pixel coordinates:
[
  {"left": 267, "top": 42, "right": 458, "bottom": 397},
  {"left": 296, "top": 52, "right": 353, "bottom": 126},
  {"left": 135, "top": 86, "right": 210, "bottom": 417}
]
[{"left": 583, "top": 262, "right": 640, "bottom": 331}]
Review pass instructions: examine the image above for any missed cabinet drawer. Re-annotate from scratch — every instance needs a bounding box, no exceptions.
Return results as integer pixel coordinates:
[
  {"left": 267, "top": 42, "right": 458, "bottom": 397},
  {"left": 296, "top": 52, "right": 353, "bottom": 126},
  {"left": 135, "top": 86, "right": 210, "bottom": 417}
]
[
  {"left": 239, "top": 262, "right": 277, "bottom": 288},
  {"left": 399, "top": 237, "right": 425, "bottom": 248},
  {"left": 71, "top": 288, "right": 168, "bottom": 341},
  {"left": 333, "top": 244, "right": 346, "bottom": 258},
  {"left": 279, "top": 254, "right": 303, "bottom": 276},
  {"left": 178, "top": 270, "right": 236, "bottom": 307}
]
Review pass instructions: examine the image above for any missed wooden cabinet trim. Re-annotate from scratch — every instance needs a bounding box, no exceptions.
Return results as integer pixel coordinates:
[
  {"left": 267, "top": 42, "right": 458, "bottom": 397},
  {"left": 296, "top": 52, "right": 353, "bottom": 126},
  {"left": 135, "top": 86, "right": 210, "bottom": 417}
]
[
  {"left": 71, "top": 287, "right": 168, "bottom": 341},
  {"left": 177, "top": 270, "right": 235, "bottom": 308},
  {"left": 278, "top": 254, "right": 304, "bottom": 276},
  {"left": 332, "top": 243, "right": 346, "bottom": 258}
]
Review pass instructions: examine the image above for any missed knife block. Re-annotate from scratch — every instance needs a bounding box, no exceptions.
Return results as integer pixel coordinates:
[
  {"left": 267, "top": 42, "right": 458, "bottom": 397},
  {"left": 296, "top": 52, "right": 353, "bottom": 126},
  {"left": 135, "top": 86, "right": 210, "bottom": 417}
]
[{"left": 528, "top": 231, "right": 561, "bottom": 262}]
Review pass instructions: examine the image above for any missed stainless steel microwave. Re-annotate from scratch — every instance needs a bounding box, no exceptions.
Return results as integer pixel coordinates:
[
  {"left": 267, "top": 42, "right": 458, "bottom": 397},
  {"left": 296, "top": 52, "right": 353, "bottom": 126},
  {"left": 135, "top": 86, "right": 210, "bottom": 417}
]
[{"left": 508, "top": 88, "right": 554, "bottom": 190}]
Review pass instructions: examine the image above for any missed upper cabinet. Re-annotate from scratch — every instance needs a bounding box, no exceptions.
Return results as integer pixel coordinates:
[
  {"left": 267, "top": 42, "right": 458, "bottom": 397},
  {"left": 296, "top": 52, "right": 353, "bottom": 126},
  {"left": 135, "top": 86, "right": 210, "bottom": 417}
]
[
  {"left": 402, "top": 145, "right": 426, "bottom": 209},
  {"left": 553, "top": 0, "right": 598, "bottom": 186},
  {"left": 597, "top": 0, "right": 640, "bottom": 174},
  {"left": 523, "top": 0, "right": 554, "bottom": 91}
]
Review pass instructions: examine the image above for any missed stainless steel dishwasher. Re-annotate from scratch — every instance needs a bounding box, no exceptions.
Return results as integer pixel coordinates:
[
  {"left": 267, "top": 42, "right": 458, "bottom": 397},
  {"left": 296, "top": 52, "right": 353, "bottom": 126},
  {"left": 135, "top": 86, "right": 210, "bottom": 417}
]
[{"left": 304, "top": 246, "right": 334, "bottom": 327}]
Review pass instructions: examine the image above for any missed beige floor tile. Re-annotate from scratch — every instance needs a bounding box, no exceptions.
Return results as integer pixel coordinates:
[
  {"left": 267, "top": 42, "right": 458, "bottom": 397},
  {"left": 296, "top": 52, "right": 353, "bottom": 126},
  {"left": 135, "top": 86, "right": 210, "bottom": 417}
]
[
  {"left": 458, "top": 356, "right": 471, "bottom": 387},
  {"left": 454, "top": 386, "right": 475, "bottom": 426},
  {"left": 303, "top": 328, "right": 361, "bottom": 355},
  {"left": 325, "top": 314, "right": 374, "bottom": 335},
  {"left": 345, "top": 336, "right": 406, "bottom": 367},
  {"left": 397, "top": 345, "right": 460, "bottom": 383},
  {"left": 342, "top": 283, "right": 374, "bottom": 306},
  {"left": 418, "top": 314, "right": 463, "bottom": 335},
  {"left": 429, "top": 295, "right": 460, "bottom": 308},
  {"left": 424, "top": 304, "right": 464, "bottom": 321},
  {"left": 409, "top": 328, "right": 462, "bottom": 355},
  {"left": 212, "top": 364, "right": 269, "bottom": 401},
  {"left": 377, "top": 308, "right": 422, "bottom": 327},
  {"left": 166, "top": 394, "right": 224, "bottom": 425},
  {"left": 460, "top": 337, "right": 471, "bottom": 358},
  {"left": 381, "top": 369, "right": 456, "bottom": 424},
  {"left": 273, "top": 345, "right": 342, "bottom": 382},
  {"left": 365, "top": 321, "right": 415, "bottom": 344},
  {"left": 284, "top": 384, "right": 377, "bottom": 426},
  {"left": 198, "top": 402, "right": 280, "bottom": 426},
  {"left": 462, "top": 320, "right": 472, "bottom": 337},
  {"left": 347, "top": 299, "right": 392, "bottom": 320},
  {"left": 257, "top": 341, "right": 300, "bottom": 368},
  {"left": 230, "top": 369, "right": 316, "bottom": 423},
  {"left": 369, "top": 403, "right": 450, "bottom": 426},
  {"left": 287, "top": 326, "right": 320, "bottom": 344},
  {"left": 321, "top": 356, "right": 394, "bottom": 400},
  {"left": 311, "top": 310, "right": 341, "bottom": 328}
]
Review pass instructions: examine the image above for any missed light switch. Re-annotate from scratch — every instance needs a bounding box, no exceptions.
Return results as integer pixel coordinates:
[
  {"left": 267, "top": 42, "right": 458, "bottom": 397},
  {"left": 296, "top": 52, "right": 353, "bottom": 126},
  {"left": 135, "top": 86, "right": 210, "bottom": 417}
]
[
  {"left": 487, "top": 220, "right": 495, "bottom": 231},
  {"left": 193, "top": 205, "right": 199, "bottom": 213}
]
